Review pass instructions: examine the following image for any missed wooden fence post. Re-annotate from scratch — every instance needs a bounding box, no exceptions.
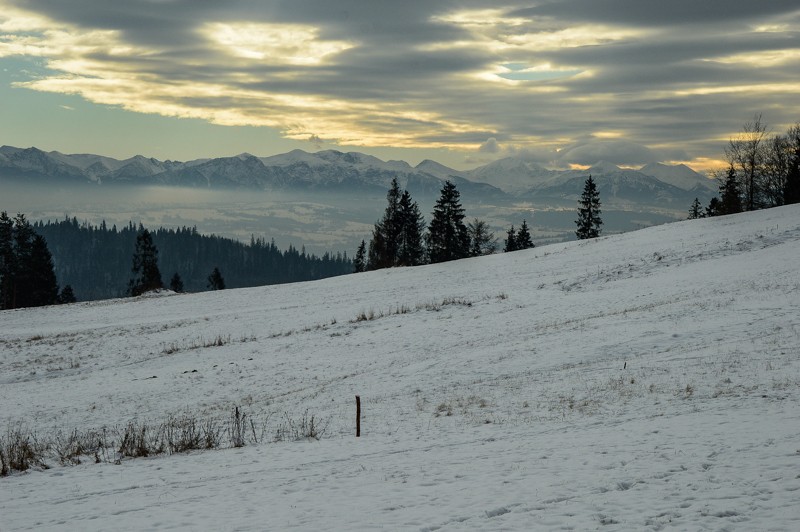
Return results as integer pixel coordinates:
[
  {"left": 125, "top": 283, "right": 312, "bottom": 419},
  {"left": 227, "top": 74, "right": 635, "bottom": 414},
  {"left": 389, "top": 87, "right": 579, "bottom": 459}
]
[{"left": 356, "top": 395, "right": 361, "bottom": 437}]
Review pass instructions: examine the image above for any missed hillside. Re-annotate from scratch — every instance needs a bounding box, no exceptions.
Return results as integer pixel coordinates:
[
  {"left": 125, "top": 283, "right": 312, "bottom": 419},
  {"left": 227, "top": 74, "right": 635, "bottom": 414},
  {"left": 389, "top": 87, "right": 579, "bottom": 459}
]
[{"left": 1, "top": 206, "right": 799, "bottom": 530}]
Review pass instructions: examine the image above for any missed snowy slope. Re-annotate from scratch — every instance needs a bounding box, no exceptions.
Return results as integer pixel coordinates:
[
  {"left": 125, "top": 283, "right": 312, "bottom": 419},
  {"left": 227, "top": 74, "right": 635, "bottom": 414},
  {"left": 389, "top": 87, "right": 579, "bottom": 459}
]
[{"left": 1, "top": 206, "right": 799, "bottom": 530}]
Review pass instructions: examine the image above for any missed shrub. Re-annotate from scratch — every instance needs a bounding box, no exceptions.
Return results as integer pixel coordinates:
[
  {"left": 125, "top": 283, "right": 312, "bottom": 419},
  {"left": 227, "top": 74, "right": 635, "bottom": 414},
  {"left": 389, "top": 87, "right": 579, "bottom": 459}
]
[
  {"left": 0, "top": 426, "right": 48, "bottom": 475},
  {"left": 274, "top": 410, "right": 327, "bottom": 442}
]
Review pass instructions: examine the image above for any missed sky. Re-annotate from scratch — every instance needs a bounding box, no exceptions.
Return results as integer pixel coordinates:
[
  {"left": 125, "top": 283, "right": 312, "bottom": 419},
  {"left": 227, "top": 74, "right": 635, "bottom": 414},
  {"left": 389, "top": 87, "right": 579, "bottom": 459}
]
[{"left": 1, "top": 1, "right": 799, "bottom": 172}]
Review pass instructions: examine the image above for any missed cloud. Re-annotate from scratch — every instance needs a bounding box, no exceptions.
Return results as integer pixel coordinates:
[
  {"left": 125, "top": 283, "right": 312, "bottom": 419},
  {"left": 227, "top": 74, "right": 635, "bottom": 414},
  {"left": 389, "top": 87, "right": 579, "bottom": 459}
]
[
  {"left": 1, "top": 0, "right": 799, "bottom": 170},
  {"left": 479, "top": 137, "right": 500, "bottom": 153},
  {"left": 512, "top": 0, "right": 800, "bottom": 27},
  {"left": 308, "top": 134, "right": 324, "bottom": 148},
  {"left": 556, "top": 139, "right": 662, "bottom": 167}
]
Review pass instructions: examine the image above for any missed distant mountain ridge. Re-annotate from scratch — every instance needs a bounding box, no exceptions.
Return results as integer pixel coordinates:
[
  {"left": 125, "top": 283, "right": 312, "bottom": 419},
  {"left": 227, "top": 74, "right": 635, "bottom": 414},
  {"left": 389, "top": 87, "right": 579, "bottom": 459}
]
[
  {"left": 0, "top": 145, "right": 503, "bottom": 199},
  {"left": 0, "top": 145, "right": 716, "bottom": 206}
]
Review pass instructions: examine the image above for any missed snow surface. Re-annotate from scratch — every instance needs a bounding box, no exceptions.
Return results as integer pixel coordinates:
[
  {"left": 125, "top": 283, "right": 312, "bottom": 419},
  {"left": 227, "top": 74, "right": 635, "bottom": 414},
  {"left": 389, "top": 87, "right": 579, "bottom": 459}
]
[{"left": 2, "top": 205, "right": 800, "bottom": 530}]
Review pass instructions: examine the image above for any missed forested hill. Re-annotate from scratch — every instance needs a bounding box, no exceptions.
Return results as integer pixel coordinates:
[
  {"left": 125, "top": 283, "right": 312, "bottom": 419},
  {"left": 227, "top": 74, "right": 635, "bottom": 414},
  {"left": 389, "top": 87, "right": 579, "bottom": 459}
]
[{"left": 34, "top": 218, "right": 352, "bottom": 301}]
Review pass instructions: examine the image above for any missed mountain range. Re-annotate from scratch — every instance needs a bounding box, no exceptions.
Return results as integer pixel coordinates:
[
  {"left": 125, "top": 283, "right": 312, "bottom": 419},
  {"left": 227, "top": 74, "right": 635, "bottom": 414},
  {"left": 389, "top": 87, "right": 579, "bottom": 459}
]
[{"left": 0, "top": 145, "right": 717, "bottom": 207}]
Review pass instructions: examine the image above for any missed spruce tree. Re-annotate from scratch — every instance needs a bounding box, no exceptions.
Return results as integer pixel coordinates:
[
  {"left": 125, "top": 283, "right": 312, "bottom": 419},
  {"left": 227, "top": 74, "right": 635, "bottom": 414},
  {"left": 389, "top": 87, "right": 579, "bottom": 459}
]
[
  {"left": 25, "top": 234, "right": 59, "bottom": 307},
  {"left": 128, "top": 229, "right": 163, "bottom": 296},
  {"left": 58, "top": 285, "right": 77, "bottom": 304},
  {"left": 426, "top": 181, "right": 470, "bottom": 263},
  {"left": 706, "top": 197, "right": 721, "bottom": 217},
  {"left": 366, "top": 226, "right": 387, "bottom": 271},
  {"left": 368, "top": 178, "right": 402, "bottom": 269},
  {"left": 12, "top": 214, "right": 36, "bottom": 308},
  {"left": 0, "top": 211, "right": 13, "bottom": 310},
  {"left": 468, "top": 218, "right": 497, "bottom": 256},
  {"left": 353, "top": 240, "right": 367, "bottom": 273},
  {"left": 688, "top": 198, "right": 704, "bottom": 219},
  {"left": 719, "top": 166, "right": 743, "bottom": 215},
  {"left": 0, "top": 214, "right": 59, "bottom": 308},
  {"left": 169, "top": 272, "right": 184, "bottom": 293},
  {"left": 504, "top": 225, "right": 517, "bottom": 252},
  {"left": 575, "top": 175, "right": 602, "bottom": 239},
  {"left": 207, "top": 267, "right": 225, "bottom": 290},
  {"left": 397, "top": 190, "right": 425, "bottom": 266},
  {"left": 515, "top": 220, "right": 534, "bottom": 249}
]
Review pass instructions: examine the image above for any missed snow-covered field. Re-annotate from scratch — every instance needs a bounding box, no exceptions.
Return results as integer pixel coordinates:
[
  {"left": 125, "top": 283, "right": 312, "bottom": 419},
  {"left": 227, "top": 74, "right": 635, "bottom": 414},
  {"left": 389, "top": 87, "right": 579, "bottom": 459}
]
[{"left": 2, "top": 205, "right": 799, "bottom": 530}]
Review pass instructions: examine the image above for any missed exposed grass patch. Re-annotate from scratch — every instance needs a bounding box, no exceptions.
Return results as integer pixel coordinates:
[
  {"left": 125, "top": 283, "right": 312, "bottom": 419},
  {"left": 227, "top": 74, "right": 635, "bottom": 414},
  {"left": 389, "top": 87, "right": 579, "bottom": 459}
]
[
  {"left": 351, "top": 294, "right": 505, "bottom": 324},
  {"left": 274, "top": 410, "right": 328, "bottom": 441},
  {"left": 161, "top": 334, "right": 232, "bottom": 355},
  {"left": 0, "top": 425, "right": 49, "bottom": 475},
  {"left": 0, "top": 406, "right": 325, "bottom": 478}
]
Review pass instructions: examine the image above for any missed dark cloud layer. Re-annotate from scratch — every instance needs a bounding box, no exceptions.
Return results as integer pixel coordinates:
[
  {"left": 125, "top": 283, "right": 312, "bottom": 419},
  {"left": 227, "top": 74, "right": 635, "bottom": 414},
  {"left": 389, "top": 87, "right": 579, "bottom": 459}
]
[
  {"left": 1, "top": 0, "right": 799, "bottom": 169},
  {"left": 514, "top": 0, "right": 800, "bottom": 26}
]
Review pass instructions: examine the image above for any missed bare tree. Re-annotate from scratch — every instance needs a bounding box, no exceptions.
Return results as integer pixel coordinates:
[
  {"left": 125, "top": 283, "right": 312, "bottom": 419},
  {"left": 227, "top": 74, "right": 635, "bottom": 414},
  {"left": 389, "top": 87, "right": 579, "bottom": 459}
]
[
  {"left": 786, "top": 123, "right": 800, "bottom": 205},
  {"left": 761, "top": 134, "right": 790, "bottom": 207},
  {"left": 725, "top": 114, "right": 768, "bottom": 211}
]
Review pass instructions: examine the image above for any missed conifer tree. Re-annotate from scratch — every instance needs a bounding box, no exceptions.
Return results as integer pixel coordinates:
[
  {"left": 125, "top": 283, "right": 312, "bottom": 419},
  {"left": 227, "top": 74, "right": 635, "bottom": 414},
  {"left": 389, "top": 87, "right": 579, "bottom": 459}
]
[
  {"left": 0, "top": 213, "right": 59, "bottom": 308},
  {"left": 11, "top": 214, "right": 36, "bottom": 308},
  {"left": 468, "top": 218, "right": 497, "bottom": 256},
  {"left": 207, "top": 267, "right": 225, "bottom": 290},
  {"left": 504, "top": 225, "right": 517, "bottom": 252},
  {"left": 0, "top": 211, "right": 13, "bottom": 310},
  {"left": 366, "top": 226, "right": 387, "bottom": 271},
  {"left": 515, "top": 220, "right": 534, "bottom": 250},
  {"left": 426, "top": 181, "right": 470, "bottom": 263},
  {"left": 353, "top": 240, "right": 367, "bottom": 273},
  {"left": 58, "top": 285, "right": 77, "bottom": 304},
  {"left": 575, "top": 175, "right": 602, "bottom": 239},
  {"left": 25, "top": 234, "right": 59, "bottom": 307},
  {"left": 169, "top": 272, "right": 184, "bottom": 293},
  {"left": 688, "top": 198, "right": 704, "bottom": 219},
  {"left": 128, "top": 229, "right": 163, "bottom": 296},
  {"left": 397, "top": 190, "right": 425, "bottom": 266},
  {"left": 719, "top": 165, "right": 743, "bottom": 215},
  {"left": 368, "top": 178, "right": 402, "bottom": 270},
  {"left": 706, "top": 197, "right": 721, "bottom": 217}
]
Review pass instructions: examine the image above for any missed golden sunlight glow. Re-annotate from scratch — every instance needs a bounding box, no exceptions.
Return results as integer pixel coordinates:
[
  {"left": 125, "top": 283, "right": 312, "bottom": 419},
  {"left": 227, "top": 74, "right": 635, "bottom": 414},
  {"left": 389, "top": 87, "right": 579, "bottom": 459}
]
[
  {"left": 752, "top": 24, "right": 792, "bottom": 33},
  {"left": 703, "top": 49, "right": 800, "bottom": 67},
  {"left": 496, "top": 25, "right": 644, "bottom": 51},
  {"left": 592, "top": 131, "right": 625, "bottom": 139},
  {"left": 15, "top": 68, "right": 480, "bottom": 150},
  {"left": 674, "top": 157, "right": 728, "bottom": 174},
  {"left": 432, "top": 9, "right": 644, "bottom": 52},
  {"left": 201, "top": 22, "right": 354, "bottom": 65},
  {"left": 0, "top": 6, "right": 51, "bottom": 32},
  {"left": 672, "top": 83, "right": 800, "bottom": 96},
  {"left": 0, "top": 28, "right": 133, "bottom": 61},
  {"left": 432, "top": 9, "right": 527, "bottom": 28}
]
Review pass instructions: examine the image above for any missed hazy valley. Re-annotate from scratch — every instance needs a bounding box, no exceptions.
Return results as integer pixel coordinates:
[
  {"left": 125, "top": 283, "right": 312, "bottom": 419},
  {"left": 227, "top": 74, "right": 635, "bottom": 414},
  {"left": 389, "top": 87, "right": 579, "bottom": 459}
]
[{"left": 1, "top": 146, "right": 715, "bottom": 255}]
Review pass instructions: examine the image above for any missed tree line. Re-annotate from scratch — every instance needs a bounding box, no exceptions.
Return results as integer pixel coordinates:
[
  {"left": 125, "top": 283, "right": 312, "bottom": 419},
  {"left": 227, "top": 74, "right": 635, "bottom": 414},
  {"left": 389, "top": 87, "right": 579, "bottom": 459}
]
[
  {"left": 33, "top": 218, "right": 352, "bottom": 302},
  {"left": 689, "top": 116, "right": 800, "bottom": 218},
  {"left": 354, "top": 176, "right": 603, "bottom": 272}
]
